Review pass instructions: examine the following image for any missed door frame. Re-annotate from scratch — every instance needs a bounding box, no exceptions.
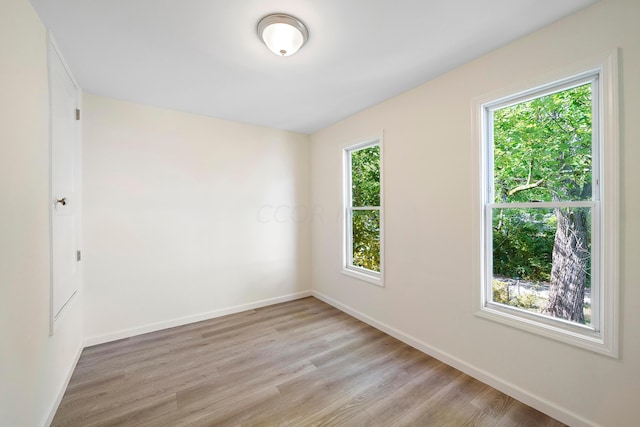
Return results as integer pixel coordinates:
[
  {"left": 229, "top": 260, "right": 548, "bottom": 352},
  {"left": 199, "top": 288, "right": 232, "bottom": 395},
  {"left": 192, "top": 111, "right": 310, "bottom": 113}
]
[{"left": 48, "top": 33, "right": 82, "bottom": 336}]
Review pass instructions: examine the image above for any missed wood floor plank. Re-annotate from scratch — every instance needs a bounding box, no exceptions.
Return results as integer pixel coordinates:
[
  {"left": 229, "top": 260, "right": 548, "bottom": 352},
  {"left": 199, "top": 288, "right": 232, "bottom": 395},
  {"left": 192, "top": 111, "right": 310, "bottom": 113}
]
[
  {"left": 365, "top": 361, "right": 460, "bottom": 425},
  {"left": 52, "top": 297, "right": 566, "bottom": 426}
]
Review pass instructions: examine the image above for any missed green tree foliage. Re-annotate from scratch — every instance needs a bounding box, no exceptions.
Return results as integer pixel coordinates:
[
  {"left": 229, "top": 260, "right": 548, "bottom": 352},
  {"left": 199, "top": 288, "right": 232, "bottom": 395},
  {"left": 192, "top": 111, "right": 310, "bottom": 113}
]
[
  {"left": 351, "top": 146, "right": 381, "bottom": 271},
  {"left": 352, "top": 211, "right": 380, "bottom": 271},
  {"left": 493, "top": 84, "right": 593, "bottom": 204},
  {"left": 492, "top": 209, "right": 555, "bottom": 281},
  {"left": 351, "top": 146, "right": 380, "bottom": 207},
  {"left": 492, "top": 83, "right": 593, "bottom": 323}
]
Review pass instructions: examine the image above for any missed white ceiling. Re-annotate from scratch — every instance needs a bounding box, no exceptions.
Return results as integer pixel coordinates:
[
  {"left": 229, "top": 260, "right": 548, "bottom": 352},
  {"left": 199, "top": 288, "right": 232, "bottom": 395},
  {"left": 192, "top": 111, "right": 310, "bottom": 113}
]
[{"left": 30, "top": 0, "right": 597, "bottom": 134}]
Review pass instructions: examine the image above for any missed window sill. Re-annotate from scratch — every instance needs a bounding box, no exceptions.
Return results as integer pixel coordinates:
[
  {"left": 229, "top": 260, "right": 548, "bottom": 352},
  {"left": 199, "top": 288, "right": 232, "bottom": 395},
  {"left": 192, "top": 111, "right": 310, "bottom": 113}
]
[
  {"left": 342, "top": 267, "right": 384, "bottom": 287},
  {"left": 475, "top": 303, "right": 617, "bottom": 358}
]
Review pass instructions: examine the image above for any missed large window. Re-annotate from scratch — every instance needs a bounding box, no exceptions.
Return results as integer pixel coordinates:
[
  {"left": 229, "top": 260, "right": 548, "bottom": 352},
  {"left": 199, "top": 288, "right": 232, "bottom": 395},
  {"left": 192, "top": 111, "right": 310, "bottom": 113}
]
[
  {"left": 474, "top": 55, "right": 619, "bottom": 356},
  {"left": 343, "top": 138, "right": 383, "bottom": 285}
]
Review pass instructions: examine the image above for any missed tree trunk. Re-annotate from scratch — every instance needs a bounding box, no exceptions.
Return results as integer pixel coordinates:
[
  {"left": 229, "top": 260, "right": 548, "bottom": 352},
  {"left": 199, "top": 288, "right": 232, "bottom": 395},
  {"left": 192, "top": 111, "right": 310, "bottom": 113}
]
[{"left": 544, "top": 208, "right": 589, "bottom": 323}]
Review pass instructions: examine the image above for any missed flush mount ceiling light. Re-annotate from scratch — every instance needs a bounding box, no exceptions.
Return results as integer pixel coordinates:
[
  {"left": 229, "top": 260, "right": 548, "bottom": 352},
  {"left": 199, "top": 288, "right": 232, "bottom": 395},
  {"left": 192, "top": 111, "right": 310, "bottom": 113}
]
[{"left": 257, "top": 13, "right": 309, "bottom": 57}]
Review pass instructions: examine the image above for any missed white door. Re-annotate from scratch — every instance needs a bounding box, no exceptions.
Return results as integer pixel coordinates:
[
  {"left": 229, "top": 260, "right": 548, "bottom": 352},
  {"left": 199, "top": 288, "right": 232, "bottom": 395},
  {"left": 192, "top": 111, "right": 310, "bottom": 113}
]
[{"left": 50, "top": 39, "right": 80, "bottom": 328}]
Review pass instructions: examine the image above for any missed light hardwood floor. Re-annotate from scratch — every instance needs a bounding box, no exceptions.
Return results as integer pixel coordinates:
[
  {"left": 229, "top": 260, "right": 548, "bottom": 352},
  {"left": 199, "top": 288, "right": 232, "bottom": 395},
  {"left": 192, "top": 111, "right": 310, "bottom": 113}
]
[{"left": 52, "top": 297, "right": 565, "bottom": 426}]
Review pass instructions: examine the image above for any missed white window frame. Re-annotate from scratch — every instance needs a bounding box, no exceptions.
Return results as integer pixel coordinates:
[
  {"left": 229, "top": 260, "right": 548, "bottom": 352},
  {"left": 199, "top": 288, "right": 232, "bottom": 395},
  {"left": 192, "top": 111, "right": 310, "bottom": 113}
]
[
  {"left": 472, "top": 51, "right": 619, "bottom": 357},
  {"left": 343, "top": 135, "right": 384, "bottom": 286}
]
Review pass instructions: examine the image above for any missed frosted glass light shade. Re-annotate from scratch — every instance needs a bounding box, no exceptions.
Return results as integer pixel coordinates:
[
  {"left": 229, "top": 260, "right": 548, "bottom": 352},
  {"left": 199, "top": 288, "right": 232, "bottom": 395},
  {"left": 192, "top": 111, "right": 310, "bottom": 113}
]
[{"left": 258, "top": 14, "right": 309, "bottom": 57}]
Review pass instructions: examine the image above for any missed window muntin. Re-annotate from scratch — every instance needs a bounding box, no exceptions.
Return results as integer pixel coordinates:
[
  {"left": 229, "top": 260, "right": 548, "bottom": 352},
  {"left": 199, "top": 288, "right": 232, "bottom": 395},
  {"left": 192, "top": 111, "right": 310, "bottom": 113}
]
[
  {"left": 483, "top": 74, "right": 602, "bottom": 333},
  {"left": 344, "top": 140, "right": 383, "bottom": 284}
]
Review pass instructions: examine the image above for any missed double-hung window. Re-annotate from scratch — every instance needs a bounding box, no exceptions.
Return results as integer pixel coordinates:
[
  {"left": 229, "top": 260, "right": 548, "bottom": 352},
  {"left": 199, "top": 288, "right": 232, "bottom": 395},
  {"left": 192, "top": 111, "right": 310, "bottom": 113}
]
[
  {"left": 474, "top": 54, "right": 619, "bottom": 356},
  {"left": 343, "top": 138, "right": 383, "bottom": 286}
]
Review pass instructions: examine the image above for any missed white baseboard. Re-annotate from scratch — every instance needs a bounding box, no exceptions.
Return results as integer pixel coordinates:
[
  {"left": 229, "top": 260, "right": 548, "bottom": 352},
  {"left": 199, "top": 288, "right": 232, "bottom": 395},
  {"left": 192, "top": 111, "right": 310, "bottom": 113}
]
[
  {"left": 84, "top": 291, "right": 312, "bottom": 347},
  {"left": 312, "top": 290, "right": 596, "bottom": 427},
  {"left": 42, "top": 343, "right": 83, "bottom": 427}
]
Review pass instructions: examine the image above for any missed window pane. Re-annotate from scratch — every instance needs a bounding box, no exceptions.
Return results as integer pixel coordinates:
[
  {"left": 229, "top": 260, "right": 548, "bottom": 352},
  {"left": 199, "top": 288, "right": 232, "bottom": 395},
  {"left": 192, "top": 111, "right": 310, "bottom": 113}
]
[
  {"left": 493, "top": 83, "right": 593, "bottom": 203},
  {"left": 492, "top": 207, "right": 592, "bottom": 325},
  {"left": 351, "top": 145, "right": 380, "bottom": 207},
  {"left": 352, "top": 210, "right": 380, "bottom": 272}
]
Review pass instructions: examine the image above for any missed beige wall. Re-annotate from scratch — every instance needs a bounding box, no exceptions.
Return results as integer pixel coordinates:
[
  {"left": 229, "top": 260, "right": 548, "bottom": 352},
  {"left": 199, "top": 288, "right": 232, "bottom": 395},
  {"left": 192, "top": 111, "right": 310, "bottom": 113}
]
[
  {"left": 82, "top": 94, "right": 311, "bottom": 342},
  {"left": 310, "top": 0, "right": 639, "bottom": 425},
  {"left": 0, "top": 0, "right": 84, "bottom": 426}
]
